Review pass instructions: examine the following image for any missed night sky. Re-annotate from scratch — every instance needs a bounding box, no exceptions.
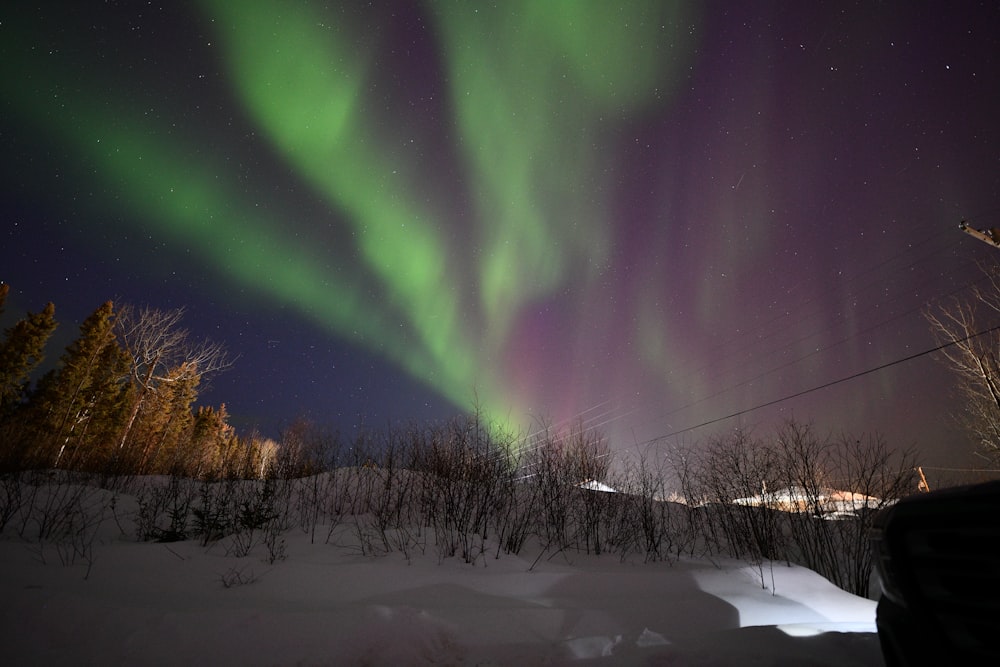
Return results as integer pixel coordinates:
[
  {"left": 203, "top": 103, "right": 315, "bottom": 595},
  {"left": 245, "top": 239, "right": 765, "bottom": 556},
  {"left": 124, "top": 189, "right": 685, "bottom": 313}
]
[{"left": 3, "top": 1, "right": 999, "bottom": 468}]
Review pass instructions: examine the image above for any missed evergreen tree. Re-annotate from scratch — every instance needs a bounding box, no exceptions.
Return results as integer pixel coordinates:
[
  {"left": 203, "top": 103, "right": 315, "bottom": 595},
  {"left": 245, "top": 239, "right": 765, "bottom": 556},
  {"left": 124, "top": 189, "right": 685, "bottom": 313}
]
[
  {"left": 74, "top": 340, "right": 134, "bottom": 471},
  {"left": 30, "top": 301, "right": 133, "bottom": 469},
  {"left": 190, "top": 403, "right": 238, "bottom": 476},
  {"left": 0, "top": 282, "right": 8, "bottom": 319},
  {"left": 0, "top": 301, "right": 57, "bottom": 418},
  {"left": 133, "top": 362, "right": 200, "bottom": 474}
]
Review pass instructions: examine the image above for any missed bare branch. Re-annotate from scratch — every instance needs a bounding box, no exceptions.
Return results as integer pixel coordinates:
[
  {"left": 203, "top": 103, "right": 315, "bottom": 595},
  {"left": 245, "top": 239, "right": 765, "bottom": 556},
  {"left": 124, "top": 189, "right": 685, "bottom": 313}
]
[{"left": 925, "top": 264, "right": 1000, "bottom": 463}]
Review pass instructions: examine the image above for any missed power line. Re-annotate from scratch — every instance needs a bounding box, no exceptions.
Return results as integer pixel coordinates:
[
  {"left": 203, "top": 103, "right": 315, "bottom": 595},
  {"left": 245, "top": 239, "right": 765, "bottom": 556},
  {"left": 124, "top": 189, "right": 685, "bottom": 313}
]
[
  {"left": 634, "top": 217, "right": 1000, "bottom": 441},
  {"left": 672, "top": 226, "right": 963, "bottom": 384},
  {"left": 638, "top": 228, "right": 983, "bottom": 439},
  {"left": 645, "top": 255, "right": 996, "bottom": 435},
  {"left": 648, "top": 321, "right": 1000, "bottom": 443}
]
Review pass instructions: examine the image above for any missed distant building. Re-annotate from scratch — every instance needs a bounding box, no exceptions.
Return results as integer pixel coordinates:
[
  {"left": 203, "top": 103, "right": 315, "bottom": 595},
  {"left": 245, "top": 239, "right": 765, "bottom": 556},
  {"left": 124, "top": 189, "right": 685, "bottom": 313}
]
[{"left": 732, "top": 486, "right": 882, "bottom": 519}]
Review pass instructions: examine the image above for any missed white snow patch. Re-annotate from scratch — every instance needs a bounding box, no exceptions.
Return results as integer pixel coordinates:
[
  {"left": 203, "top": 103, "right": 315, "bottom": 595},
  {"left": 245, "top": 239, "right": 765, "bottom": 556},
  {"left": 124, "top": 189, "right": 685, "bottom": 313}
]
[{"left": 0, "top": 481, "right": 885, "bottom": 666}]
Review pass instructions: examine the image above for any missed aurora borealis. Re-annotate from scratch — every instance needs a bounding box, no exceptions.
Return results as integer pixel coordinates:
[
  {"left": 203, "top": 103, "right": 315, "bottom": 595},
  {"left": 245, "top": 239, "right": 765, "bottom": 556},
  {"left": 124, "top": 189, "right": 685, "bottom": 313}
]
[{"left": 3, "top": 1, "right": 1000, "bottom": 464}]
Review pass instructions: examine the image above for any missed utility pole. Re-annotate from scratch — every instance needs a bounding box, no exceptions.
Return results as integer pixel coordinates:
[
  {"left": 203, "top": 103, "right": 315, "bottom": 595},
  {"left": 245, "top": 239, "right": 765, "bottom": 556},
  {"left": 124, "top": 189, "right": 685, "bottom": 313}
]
[
  {"left": 959, "top": 220, "right": 1000, "bottom": 248},
  {"left": 916, "top": 466, "right": 930, "bottom": 493}
]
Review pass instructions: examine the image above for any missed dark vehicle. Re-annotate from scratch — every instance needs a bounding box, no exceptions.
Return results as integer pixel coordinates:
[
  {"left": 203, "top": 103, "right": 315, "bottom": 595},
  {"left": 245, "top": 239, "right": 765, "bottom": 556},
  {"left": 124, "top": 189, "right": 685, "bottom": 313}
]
[{"left": 870, "top": 480, "right": 1000, "bottom": 666}]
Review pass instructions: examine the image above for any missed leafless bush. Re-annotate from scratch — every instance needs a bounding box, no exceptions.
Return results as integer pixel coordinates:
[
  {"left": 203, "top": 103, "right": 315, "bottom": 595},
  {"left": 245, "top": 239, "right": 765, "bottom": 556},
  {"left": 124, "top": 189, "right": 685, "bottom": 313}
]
[
  {"left": 134, "top": 476, "right": 198, "bottom": 542},
  {"left": 774, "top": 422, "right": 917, "bottom": 596},
  {"left": 370, "top": 431, "right": 421, "bottom": 555},
  {"left": 773, "top": 422, "right": 840, "bottom": 581},
  {"left": 14, "top": 471, "right": 105, "bottom": 541},
  {"left": 0, "top": 472, "right": 23, "bottom": 532},
  {"left": 289, "top": 424, "right": 345, "bottom": 543},
  {"left": 6, "top": 472, "right": 113, "bottom": 578},
  {"left": 665, "top": 444, "right": 713, "bottom": 559},
  {"left": 696, "top": 429, "right": 784, "bottom": 578},
  {"left": 597, "top": 486, "right": 636, "bottom": 562},
  {"left": 568, "top": 434, "right": 614, "bottom": 556},
  {"left": 224, "top": 478, "right": 292, "bottom": 558},
  {"left": 219, "top": 564, "right": 258, "bottom": 588},
  {"left": 613, "top": 452, "right": 676, "bottom": 563},
  {"left": 296, "top": 471, "right": 349, "bottom": 545},
  {"left": 51, "top": 503, "right": 104, "bottom": 577},
  {"left": 491, "top": 464, "right": 538, "bottom": 558},
  {"left": 4, "top": 412, "right": 918, "bottom": 600},
  {"left": 322, "top": 470, "right": 356, "bottom": 546},
  {"left": 519, "top": 425, "right": 576, "bottom": 555},
  {"left": 673, "top": 420, "right": 920, "bottom": 596},
  {"left": 272, "top": 419, "right": 341, "bottom": 479},
  {"left": 410, "top": 416, "right": 510, "bottom": 564}
]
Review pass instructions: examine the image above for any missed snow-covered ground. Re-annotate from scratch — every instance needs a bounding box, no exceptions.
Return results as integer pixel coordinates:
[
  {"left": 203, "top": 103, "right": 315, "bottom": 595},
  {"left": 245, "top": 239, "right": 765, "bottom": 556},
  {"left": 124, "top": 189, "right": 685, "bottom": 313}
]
[{"left": 0, "top": 482, "right": 885, "bottom": 666}]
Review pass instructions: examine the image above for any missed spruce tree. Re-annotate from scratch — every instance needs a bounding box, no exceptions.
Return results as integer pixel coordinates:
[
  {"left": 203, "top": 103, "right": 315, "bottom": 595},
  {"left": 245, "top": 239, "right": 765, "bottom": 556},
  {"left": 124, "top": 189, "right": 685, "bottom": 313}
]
[
  {"left": 70, "top": 341, "right": 134, "bottom": 472},
  {"left": 0, "top": 301, "right": 57, "bottom": 417},
  {"left": 135, "top": 362, "right": 200, "bottom": 473},
  {"left": 191, "top": 403, "right": 237, "bottom": 476},
  {"left": 30, "top": 301, "right": 132, "bottom": 468}
]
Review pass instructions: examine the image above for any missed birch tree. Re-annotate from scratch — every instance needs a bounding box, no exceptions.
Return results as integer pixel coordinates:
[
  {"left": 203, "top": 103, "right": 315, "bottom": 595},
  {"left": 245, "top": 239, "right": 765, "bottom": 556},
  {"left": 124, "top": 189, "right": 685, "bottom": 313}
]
[
  {"left": 113, "top": 305, "right": 231, "bottom": 462},
  {"left": 926, "top": 264, "right": 1000, "bottom": 464}
]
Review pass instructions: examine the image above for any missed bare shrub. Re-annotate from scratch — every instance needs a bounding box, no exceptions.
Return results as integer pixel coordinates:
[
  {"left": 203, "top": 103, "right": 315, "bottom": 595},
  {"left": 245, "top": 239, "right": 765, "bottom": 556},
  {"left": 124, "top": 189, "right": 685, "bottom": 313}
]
[
  {"left": 291, "top": 425, "right": 344, "bottom": 543},
  {"left": 225, "top": 478, "right": 292, "bottom": 558},
  {"left": 773, "top": 422, "right": 840, "bottom": 582},
  {"left": 191, "top": 478, "right": 234, "bottom": 544},
  {"left": 666, "top": 443, "right": 713, "bottom": 559},
  {"left": 15, "top": 471, "right": 105, "bottom": 541},
  {"left": 134, "top": 476, "right": 198, "bottom": 542},
  {"left": 775, "top": 422, "right": 918, "bottom": 596},
  {"left": 411, "top": 416, "right": 509, "bottom": 564},
  {"left": 219, "top": 564, "right": 258, "bottom": 588},
  {"left": 697, "top": 429, "right": 784, "bottom": 573},
  {"left": 0, "top": 472, "right": 23, "bottom": 532},
  {"left": 613, "top": 452, "right": 676, "bottom": 563},
  {"left": 666, "top": 420, "right": 917, "bottom": 596},
  {"left": 7, "top": 472, "right": 113, "bottom": 578},
  {"left": 272, "top": 419, "right": 340, "bottom": 479},
  {"left": 491, "top": 449, "right": 538, "bottom": 558},
  {"left": 519, "top": 421, "right": 611, "bottom": 557}
]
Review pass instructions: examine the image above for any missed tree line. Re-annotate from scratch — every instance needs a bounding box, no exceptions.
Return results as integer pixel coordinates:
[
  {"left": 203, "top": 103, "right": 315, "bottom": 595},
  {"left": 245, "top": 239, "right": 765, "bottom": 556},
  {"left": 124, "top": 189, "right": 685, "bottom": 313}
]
[
  {"left": 5, "top": 252, "right": 999, "bottom": 482},
  {"left": 0, "top": 283, "right": 275, "bottom": 477}
]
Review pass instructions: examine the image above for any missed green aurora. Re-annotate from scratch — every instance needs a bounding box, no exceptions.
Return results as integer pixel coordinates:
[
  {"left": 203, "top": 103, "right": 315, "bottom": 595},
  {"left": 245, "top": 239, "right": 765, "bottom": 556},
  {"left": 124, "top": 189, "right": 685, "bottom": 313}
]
[
  {"left": 1, "top": 1, "right": 699, "bottom": 434},
  {"left": 4, "top": 0, "right": 988, "bottom": 460}
]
